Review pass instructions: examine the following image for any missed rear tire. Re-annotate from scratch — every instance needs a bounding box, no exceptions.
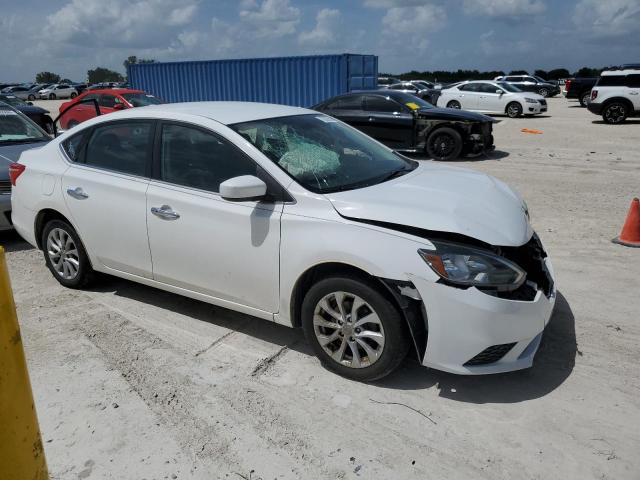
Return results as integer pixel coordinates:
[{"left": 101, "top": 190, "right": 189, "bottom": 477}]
[
  {"left": 506, "top": 102, "right": 523, "bottom": 118},
  {"left": 42, "top": 220, "right": 94, "bottom": 289},
  {"left": 602, "top": 102, "right": 628, "bottom": 124},
  {"left": 579, "top": 92, "right": 590, "bottom": 107},
  {"left": 426, "top": 127, "right": 463, "bottom": 161},
  {"left": 446, "top": 100, "right": 461, "bottom": 109},
  {"left": 301, "top": 275, "right": 409, "bottom": 382},
  {"left": 70, "top": 92, "right": 77, "bottom": 98},
  {"left": 28, "top": 94, "right": 36, "bottom": 101}
]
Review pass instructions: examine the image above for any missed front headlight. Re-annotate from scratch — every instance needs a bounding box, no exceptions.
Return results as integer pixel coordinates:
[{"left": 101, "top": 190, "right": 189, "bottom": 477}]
[
  {"left": 525, "top": 98, "right": 539, "bottom": 104},
  {"left": 418, "top": 241, "right": 525, "bottom": 291}
]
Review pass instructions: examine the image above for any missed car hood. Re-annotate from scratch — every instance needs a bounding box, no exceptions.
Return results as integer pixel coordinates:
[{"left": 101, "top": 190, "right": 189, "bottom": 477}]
[
  {"left": 0, "top": 142, "right": 47, "bottom": 180},
  {"left": 417, "top": 107, "right": 495, "bottom": 123},
  {"left": 16, "top": 105, "right": 49, "bottom": 114},
  {"left": 325, "top": 162, "right": 532, "bottom": 247}
]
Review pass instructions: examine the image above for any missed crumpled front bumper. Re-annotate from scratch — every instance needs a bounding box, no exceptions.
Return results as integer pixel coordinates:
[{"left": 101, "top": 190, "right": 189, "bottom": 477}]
[{"left": 409, "top": 257, "right": 556, "bottom": 375}]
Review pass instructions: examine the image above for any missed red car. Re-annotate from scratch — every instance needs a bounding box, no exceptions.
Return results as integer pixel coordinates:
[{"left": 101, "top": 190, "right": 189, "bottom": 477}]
[{"left": 58, "top": 88, "right": 163, "bottom": 129}]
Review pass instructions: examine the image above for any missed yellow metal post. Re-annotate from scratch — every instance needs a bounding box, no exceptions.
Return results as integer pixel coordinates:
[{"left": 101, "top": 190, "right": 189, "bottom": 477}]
[{"left": 0, "top": 246, "right": 49, "bottom": 480}]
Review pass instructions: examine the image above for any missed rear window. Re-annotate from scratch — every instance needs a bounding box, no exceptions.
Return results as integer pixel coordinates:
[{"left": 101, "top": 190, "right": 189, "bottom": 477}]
[{"left": 62, "top": 131, "right": 88, "bottom": 162}]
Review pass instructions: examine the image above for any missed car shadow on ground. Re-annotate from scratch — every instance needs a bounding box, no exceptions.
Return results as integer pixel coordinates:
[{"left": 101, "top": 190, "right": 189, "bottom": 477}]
[
  {"left": 592, "top": 119, "right": 640, "bottom": 125},
  {"left": 376, "top": 291, "right": 576, "bottom": 403},
  {"left": 0, "top": 231, "right": 34, "bottom": 253},
  {"left": 91, "top": 274, "right": 575, "bottom": 404}
]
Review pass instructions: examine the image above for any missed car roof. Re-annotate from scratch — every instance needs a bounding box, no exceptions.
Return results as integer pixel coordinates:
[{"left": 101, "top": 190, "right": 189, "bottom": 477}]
[
  {"left": 86, "top": 101, "right": 314, "bottom": 125},
  {"left": 80, "top": 88, "right": 145, "bottom": 96}
]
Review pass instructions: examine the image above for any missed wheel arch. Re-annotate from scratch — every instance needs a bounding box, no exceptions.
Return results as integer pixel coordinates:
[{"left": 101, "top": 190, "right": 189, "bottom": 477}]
[
  {"left": 34, "top": 208, "right": 74, "bottom": 250},
  {"left": 289, "top": 261, "right": 428, "bottom": 361},
  {"left": 602, "top": 96, "right": 634, "bottom": 111},
  {"left": 504, "top": 100, "right": 523, "bottom": 114}
]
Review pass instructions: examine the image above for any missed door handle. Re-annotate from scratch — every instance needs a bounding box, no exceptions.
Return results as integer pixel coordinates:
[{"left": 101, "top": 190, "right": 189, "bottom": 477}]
[
  {"left": 368, "top": 117, "right": 375, "bottom": 122},
  {"left": 66, "top": 186, "right": 88, "bottom": 200},
  {"left": 151, "top": 205, "right": 180, "bottom": 220}
]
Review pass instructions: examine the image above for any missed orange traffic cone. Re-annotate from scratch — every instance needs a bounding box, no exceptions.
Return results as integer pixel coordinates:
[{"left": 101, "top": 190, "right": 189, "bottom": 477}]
[{"left": 612, "top": 198, "right": 640, "bottom": 248}]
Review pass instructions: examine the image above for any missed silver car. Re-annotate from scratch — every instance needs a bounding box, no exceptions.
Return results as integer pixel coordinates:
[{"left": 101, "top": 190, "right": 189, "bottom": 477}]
[
  {"left": 1, "top": 85, "right": 42, "bottom": 101},
  {"left": 38, "top": 84, "right": 78, "bottom": 100}
]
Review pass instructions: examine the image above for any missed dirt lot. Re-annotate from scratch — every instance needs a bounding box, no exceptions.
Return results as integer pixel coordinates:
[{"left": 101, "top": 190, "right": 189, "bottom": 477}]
[{"left": 2, "top": 96, "right": 639, "bottom": 479}]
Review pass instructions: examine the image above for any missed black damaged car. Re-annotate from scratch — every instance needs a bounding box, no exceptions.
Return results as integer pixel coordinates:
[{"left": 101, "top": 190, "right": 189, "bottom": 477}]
[
  {"left": 313, "top": 91, "right": 496, "bottom": 161},
  {"left": 0, "top": 94, "right": 54, "bottom": 134}
]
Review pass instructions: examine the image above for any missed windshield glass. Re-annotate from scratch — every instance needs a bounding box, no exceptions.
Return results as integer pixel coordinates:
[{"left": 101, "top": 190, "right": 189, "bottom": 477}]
[
  {"left": 0, "top": 106, "right": 49, "bottom": 144},
  {"left": 0, "top": 95, "right": 26, "bottom": 107},
  {"left": 121, "top": 93, "right": 163, "bottom": 107},
  {"left": 386, "top": 92, "right": 434, "bottom": 109},
  {"left": 230, "top": 114, "right": 417, "bottom": 194},
  {"left": 497, "top": 82, "right": 522, "bottom": 92}
]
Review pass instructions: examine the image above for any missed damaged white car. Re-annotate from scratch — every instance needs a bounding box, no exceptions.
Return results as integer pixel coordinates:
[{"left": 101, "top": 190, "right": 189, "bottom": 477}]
[{"left": 10, "top": 102, "right": 556, "bottom": 381}]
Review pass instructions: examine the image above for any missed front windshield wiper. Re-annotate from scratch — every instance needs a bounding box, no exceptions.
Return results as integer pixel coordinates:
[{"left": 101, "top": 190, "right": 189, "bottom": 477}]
[
  {"left": 379, "top": 166, "right": 414, "bottom": 182},
  {"left": 0, "top": 138, "right": 48, "bottom": 144}
]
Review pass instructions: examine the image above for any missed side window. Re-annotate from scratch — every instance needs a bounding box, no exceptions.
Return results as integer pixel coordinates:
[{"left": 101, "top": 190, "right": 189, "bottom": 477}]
[
  {"left": 160, "top": 124, "right": 257, "bottom": 193},
  {"left": 99, "top": 95, "right": 117, "bottom": 108},
  {"left": 84, "top": 122, "right": 152, "bottom": 176},
  {"left": 597, "top": 75, "right": 626, "bottom": 87},
  {"left": 459, "top": 83, "right": 480, "bottom": 92},
  {"left": 61, "top": 131, "right": 88, "bottom": 162},
  {"left": 505, "top": 77, "right": 518, "bottom": 82},
  {"left": 364, "top": 95, "right": 401, "bottom": 112},
  {"left": 525, "top": 77, "right": 537, "bottom": 83},
  {"left": 627, "top": 75, "right": 640, "bottom": 88},
  {"left": 334, "top": 96, "right": 364, "bottom": 110},
  {"left": 479, "top": 83, "right": 499, "bottom": 93}
]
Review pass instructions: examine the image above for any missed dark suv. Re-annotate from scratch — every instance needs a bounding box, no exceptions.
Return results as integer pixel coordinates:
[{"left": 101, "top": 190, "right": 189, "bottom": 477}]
[{"left": 497, "top": 75, "right": 560, "bottom": 98}]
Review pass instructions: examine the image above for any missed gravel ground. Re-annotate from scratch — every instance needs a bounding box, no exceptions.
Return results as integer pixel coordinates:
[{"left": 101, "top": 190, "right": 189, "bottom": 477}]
[{"left": 2, "top": 96, "right": 640, "bottom": 479}]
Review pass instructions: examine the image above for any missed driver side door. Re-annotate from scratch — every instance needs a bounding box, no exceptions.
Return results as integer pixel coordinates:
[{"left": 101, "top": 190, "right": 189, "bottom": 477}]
[{"left": 145, "top": 121, "right": 283, "bottom": 314}]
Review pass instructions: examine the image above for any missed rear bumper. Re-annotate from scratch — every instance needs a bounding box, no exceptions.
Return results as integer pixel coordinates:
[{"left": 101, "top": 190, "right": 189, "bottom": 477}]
[{"left": 587, "top": 102, "right": 604, "bottom": 115}]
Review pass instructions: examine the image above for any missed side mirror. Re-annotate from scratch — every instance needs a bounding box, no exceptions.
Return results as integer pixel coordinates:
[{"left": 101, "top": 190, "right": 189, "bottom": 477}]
[
  {"left": 496, "top": 89, "right": 503, "bottom": 96},
  {"left": 220, "top": 175, "right": 267, "bottom": 201},
  {"left": 112, "top": 103, "right": 125, "bottom": 110},
  {"left": 27, "top": 101, "right": 33, "bottom": 105}
]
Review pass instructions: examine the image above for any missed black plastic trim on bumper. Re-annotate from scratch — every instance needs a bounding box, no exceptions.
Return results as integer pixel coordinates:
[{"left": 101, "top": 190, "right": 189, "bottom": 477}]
[{"left": 587, "top": 102, "right": 604, "bottom": 115}]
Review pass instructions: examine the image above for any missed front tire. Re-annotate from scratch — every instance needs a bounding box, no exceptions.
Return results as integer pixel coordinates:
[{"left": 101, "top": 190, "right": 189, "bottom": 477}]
[
  {"left": 506, "top": 102, "right": 523, "bottom": 118},
  {"left": 426, "top": 127, "right": 463, "bottom": 161},
  {"left": 602, "top": 102, "right": 628, "bottom": 124},
  {"left": 446, "top": 100, "right": 461, "bottom": 109},
  {"left": 49, "top": 93, "right": 56, "bottom": 100},
  {"left": 301, "top": 276, "right": 409, "bottom": 381},
  {"left": 538, "top": 88, "right": 549, "bottom": 97},
  {"left": 42, "top": 220, "right": 94, "bottom": 289}
]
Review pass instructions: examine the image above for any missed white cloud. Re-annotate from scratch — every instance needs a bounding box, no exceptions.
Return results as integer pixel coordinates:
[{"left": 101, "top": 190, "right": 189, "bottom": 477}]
[
  {"left": 463, "top": 0, "right": 546, "bottom": 17},
  {"left": 573, "top": 0, "right": 640, "bottom": 38},
  {"left": 239, "top": 0, "right": 300, "bottom": 38},
  {"left": 381, "top": 4, "right": 446, "bottom": 51},
  {"left": 298, "top": 9, "right": 342, "bottom": 48},
  {"left": 43, "top": 0, "right": 200, "bottom": 49},
  {"left": 364, "top": 0, "right": 431, "bottom": 7}
]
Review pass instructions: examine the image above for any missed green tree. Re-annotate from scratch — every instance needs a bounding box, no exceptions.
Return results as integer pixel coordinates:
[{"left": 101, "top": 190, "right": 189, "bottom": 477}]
[
  {"left": 35, "top": 71, "right": 61, "bottom": 84},
  {"left": 123, "top": 55, "right": 156, "bottom": 69},
  {"left": 547, "top": 68, "right": 571, "bottom": 80},
  {"left": 87, "top": 67, "right": 125, "bottom": 84},
  {"left": 509, "top": 70, "right": 529, "bottom": 75},
  {"left": 534, "top": 69, "right": 548, "bottom": 79},
  {"left": 574, "top": 67, "right": 601, "bottom": 78}
]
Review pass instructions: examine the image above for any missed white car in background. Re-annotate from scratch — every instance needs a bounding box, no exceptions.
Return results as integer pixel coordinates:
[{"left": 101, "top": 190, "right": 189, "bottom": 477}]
[
  {"left": 38, "top": 84, "right": 78, "bottom": 100},
  {"left": 437, "top": 80, "right": 547, "bottom": 118},
  {"left": 10, "top": 102, "right": 556, "bottom": 381}
]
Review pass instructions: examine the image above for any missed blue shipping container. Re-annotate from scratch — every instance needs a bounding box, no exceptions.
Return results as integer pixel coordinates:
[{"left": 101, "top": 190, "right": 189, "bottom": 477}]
[{"left": 127, "top": 54, "right": 377, "bottom": 107}]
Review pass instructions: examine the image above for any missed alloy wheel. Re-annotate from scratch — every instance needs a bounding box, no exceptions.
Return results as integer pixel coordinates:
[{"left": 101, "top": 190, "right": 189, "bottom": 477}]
[
  {"left": 539, "top": 89, "right": 548, "bottom": 97},
  {"left": 313, "top": 291, "right": 385, "bottom": 369},
  {"left": 605, "top": 104, "right": 626, "bottom": 123},
  {"left": 507, "top": 103, "right": 521, "bottom": 117},
  {"left": 430, "top": 133, "right": 456, "bottom": 157},
  {"left": 447, "top": 101, "right": 461, "bottom": 109},
  {"left": 46, "top": 228, "right": 80, "bottom": 280}
]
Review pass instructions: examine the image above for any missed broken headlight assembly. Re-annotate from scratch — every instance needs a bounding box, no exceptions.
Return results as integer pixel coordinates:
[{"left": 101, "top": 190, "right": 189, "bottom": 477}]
[{"left": 418, "top": 241, "right": 526, "bottom": 291}]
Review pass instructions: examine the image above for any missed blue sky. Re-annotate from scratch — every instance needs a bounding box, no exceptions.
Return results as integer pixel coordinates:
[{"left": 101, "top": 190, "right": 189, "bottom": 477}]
[{"left": 1, "top": 0, "right": 639, "bottom": 82}]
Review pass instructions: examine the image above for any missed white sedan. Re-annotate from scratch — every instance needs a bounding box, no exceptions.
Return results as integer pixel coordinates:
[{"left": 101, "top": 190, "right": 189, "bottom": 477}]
[
  {"left": 10, "top": 102, "right": 556, "bottom": 380},
  {"left": 38, "top": 84, "right": 78, "bottom": 100},
  {"left": 437, "top": 80, "right": 547, "bottom": 118}
]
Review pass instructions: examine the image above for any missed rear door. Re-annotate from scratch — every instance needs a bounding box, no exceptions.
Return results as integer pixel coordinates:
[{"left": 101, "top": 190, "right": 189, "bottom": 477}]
[
  {"left": 61, "top": 120, "right": 155, "bottom": 277},
  {"left": 362, "top": 95, "right": 414, "bottom": 148},
  {"left": 456, "top": 83, "right": 481, "bottom": 110},
  {"left": 627, "top": 74, "right": 640, "bottom": 110}
]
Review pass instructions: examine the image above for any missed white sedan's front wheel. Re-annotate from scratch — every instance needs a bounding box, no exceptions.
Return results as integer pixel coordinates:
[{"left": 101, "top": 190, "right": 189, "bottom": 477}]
[{"left": 302, "top": 276, "right": 409, "bottom": 381}]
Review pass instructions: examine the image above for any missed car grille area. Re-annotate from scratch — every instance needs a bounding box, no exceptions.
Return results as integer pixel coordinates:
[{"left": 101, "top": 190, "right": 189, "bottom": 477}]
[
  {"left": 464, "top": 342, "right": 517, "bottom": 366},
  {"left": 0, "top": 180, "right": 11, "bottom": 195},
  {"left": 539, "top": 99, "right": 547, "bottom": 107}
]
